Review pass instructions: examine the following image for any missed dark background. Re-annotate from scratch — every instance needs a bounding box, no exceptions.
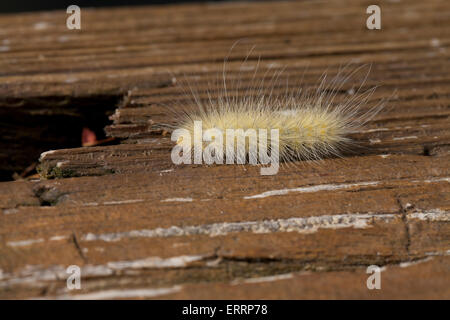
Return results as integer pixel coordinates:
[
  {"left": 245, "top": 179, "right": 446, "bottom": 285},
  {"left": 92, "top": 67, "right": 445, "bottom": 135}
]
[{"left": 0, "top": 0, "right": 240, "bottom": 13}]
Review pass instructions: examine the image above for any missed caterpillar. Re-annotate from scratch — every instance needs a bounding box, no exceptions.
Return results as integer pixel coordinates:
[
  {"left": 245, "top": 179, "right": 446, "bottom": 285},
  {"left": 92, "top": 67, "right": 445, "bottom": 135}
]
[{"left": 167, "top": 50, "right": 384, "bottom": 174}]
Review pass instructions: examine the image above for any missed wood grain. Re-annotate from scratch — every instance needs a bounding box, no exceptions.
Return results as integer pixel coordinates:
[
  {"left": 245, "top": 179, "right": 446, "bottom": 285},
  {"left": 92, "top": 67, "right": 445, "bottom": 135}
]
[{"left": 0, "top": 0, "right": 448, "bottom": 299}]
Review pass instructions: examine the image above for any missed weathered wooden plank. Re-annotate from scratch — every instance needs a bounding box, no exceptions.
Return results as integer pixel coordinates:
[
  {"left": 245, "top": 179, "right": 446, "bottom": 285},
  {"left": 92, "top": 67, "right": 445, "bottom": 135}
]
[
  {"left": 1, "top": 156, "right": 448, "bottom": 288},
  {"left": 31, "top": 154, "right": 449, "bottom": 205},
  {"left": 163, "top": 256, "right": 450, "bottom": 300},
  {"left": 1, "top": 244, "right": 448, "bottom": 299},
  {"left": 0, "top": 0, "right": 449, "bottom": 300}
]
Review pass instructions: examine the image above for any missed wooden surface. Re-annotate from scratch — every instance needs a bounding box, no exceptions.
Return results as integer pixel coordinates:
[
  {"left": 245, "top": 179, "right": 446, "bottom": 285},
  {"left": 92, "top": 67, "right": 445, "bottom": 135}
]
[{"left": 0, "top": 0, "right": 449, "bottom": 299}]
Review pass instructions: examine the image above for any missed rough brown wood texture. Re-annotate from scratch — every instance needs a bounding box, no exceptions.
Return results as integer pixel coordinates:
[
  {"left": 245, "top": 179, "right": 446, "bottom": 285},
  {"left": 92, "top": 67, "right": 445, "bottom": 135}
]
[{"left": 0, "top": 0, "right": 449, "bottom": 299}]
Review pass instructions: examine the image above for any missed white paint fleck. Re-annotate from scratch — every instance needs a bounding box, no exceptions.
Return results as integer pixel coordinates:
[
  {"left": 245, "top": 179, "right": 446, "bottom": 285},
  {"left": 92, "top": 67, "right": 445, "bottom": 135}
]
[
  {"left": 425, "top": 250, "right": 450, "bottom": 256},
  {"left": 399, "top": 257, "right": 433, "bottom": 268},
  {"left": 81, "top": 265, "right": 113, "bottom": 277},
  {"left": 3, "top": 208, "right": 18, "bottom": 215},
  {"left": 159, "top": 169, "right": 174, "bottom": 173},
  {"left": 7, "top": 239, "right": 44, "bottom": 247},
  {"left": 242, "top": 273, "right": 293, "bottom": 284},
  {"left": 49, "top": 235, "right": 68, "bottom": 241},
  {"left": 0, "top": 255, "right": 206, "bottom": 289},
  {"left": 364, "top": 128, "right": 389, "bottom": 133},
  {"left": 33, "top": 22, "right": 49, "bottom": 30},
  {"left": 48, "top": 286, "right": 182, "bottom": 300},
  {"left": 102, "top": 199, "right": 144, "bottom": 205},
  {"left": 56, "top": 161, "right": 68, "bottom": 168},
  {"left": 39, "top": 150, "right": 56, "bottom": 160},
  {"left": 379, "top": 154, "right": 390, "bottom": 158},
  {"left": 81, "top": 213, "right": 396, "bottom": 242},
  {"left": 4, "top": 265, "right": 81, "bottom": 286},
  {"left": 430, "top": 38, "right": 441, "bottom": 47},
  {"left": 107, "top": 255, "right": 203, "bottom": 270},
  {"left": 369, "top": 138, "right": 381, "bottom": 144},
  {"left": 407, "top": 209, "right": 449, "bottom": 222},
  {"left": 161, "top": 197, "right": 193, "bottom": 202},
  {"left": 392, "top": 136, "right": 418, "bottom": 141},
  {"left": 412, "top": 177, "right": 450, "bottom": 184},
  {"left": 83, "top": 202, "right": 99, "bottom": 207},
  {"left": 244, "top": 181, "right": 379, "bottom": 200}
]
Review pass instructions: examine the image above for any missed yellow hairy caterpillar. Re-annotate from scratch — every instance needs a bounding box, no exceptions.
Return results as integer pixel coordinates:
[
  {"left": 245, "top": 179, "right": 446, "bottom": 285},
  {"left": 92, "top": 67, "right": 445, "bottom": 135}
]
[{"left": 167, "top": 48, "right": 384, "bottom": 173}]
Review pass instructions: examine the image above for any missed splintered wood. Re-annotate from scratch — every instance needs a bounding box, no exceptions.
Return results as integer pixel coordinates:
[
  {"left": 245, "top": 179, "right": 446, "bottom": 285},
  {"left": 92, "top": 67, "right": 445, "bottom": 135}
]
[{"left": 0, "top": 0, "right": 449, "bottom": 299}]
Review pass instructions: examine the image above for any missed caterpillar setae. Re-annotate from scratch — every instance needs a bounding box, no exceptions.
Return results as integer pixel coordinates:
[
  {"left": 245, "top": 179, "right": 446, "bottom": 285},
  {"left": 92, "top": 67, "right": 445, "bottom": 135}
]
[{"left": 167, "top": 47, "right": 385, "bottom": 174}]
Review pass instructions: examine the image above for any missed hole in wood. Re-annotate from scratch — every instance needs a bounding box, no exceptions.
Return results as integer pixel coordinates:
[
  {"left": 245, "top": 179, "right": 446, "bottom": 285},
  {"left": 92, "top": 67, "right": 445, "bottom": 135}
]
[{"left": 0, "top": 95, "right": 121, "bottom": 181}]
